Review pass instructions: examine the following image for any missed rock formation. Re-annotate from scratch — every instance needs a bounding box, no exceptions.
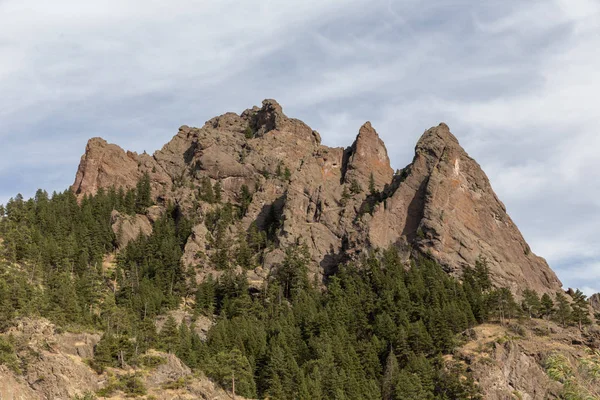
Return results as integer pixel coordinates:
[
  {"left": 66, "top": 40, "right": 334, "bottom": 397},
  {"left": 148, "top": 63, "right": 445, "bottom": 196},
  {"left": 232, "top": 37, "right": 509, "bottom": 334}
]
[{"left": 72, "top": 99, "right": 562, "bottom": 294}]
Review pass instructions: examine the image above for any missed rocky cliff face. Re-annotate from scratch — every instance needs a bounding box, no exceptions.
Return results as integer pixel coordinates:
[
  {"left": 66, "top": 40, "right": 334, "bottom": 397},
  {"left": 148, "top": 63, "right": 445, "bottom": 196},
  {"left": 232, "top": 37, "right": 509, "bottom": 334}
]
[{"left": 72, "top": 99, "right": 562, "bottom": 294}]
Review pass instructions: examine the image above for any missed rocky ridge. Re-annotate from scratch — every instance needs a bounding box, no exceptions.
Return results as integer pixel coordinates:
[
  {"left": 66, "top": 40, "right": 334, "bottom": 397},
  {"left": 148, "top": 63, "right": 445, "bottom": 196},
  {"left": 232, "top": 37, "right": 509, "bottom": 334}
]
[{"left": 72, "top": 99, "right": 562, "bottom": 294}]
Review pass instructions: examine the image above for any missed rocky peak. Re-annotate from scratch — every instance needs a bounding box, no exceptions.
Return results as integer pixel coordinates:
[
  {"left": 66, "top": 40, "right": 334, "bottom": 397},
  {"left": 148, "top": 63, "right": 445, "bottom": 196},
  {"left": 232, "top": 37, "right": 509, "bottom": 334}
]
[
  {"left": 251, "top": 98, "right": 286, "bottom": 136},
  {"left": 72, "top": 137, "right": 141, "bottom": 196},
  {"left": 344, "top": 121, "right": 393, "bottom": 190},
  {"left": 368, "top": 123, "right": 562, "bottom": 294},
  {"left": 416, "top": 122, "right": 458, "bottom": 149},
  {"left": 72, "top": 99, "right": 563, "bottom": 295}
]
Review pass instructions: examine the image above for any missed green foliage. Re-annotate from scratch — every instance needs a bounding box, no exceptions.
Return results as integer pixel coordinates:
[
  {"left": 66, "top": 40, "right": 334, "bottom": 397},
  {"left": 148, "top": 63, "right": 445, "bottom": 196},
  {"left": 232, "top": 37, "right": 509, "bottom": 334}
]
[
  {"left": 72, "top": 392, "right": 97, "bottom": 400},
  {"left": 214, "top": 181, "right": 222, "bottom": 203},
  {"left": 0, "top": 335, "right": 20, "bottom": 373},
  {"left": 134, "top": 172, "right": 153, "bottom": 213},
  {"left": 382, "top": 349, "right": 399, "bottom": 400},
  {"left": 158, "top": 316, "right": 179, "bottom": 353},
  {"left": 139, "top": 354, "right": 166, "bottom": 369},
  {"left": 546, "top": 351, "right": 600, "bottom": 400},
  {"left": 206, "top": 348, "right": 257, "bottom": 398},
  {"left": 541, "top": 293, "right": 554, "bottom": 320},
  {"left": 570, "top": 289, "right": 591, "bottom": 330},
  {"left": 198, "top": 177, "right": 215, "bottom": 203},
  {"left": 369, "top": 172, "right": 378, "bottom": 196},
  {"left": 486, "top": 287, "right": 519, "bottom": 325},
  {"left": 244, "top": 126, "right": 254, "bottom": 139},
  {"left": 238, "top": 184, "right": 253, "bottom": 218},
  {"left": 350, "top": 179, "right": 363, "bottom": 194},
  {"left": 554, "top": 292, "right": 572, "bottom": 328},
  {"left": 522, "top": 288, "right": 542, "bottom": 318},
  {"left": 192, "top": 251, "right": 483, "bottom": 399},
  {"left": 96, "top": 373, "right": 146, "bottom": 397}
]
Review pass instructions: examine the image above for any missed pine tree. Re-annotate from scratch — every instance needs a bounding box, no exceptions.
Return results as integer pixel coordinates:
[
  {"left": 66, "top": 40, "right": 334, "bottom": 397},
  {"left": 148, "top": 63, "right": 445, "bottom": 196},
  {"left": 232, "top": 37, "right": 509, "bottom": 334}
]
[
  {"left": 486, "top": 288, "right": 518, "bottom": 325},
  {"left": 369, "top": 172, "right": 377, "bottom": 195},
  {"left": 198, "top": 177, "right": 215, "bottom": 203},
  {"left": 382, "top": 349, "right": 399, "bottom": 400},
  {"left": 350, "top": 179, "right": 362, "bottom": 194},
  {"left": 474, "top": 256, "right": 492, "bottom": 291},
  {"left": 207, "top": 348, "right": 256, "bottom": 398},
  {"left": 541, "top": 293, "right": 554, "bottom": 319},
  {"left": 522, "top": 288, "right": 542, "bottom": 318},
  {"left": 238, "top": 185, "right": 253, "bottom": 217},
  {"left": 570, "top": 289, "right": 591, "bottom": 330},
  {"left": 159, "top": 316, "right": 179, "bottom": 353},
  {"left": 214, "top": 181, "right": 222, "bottom": 203},
  {"left": 554, "top": 292, "right": 571, "bottom": 328},
  {"left": 395, "top": 370, "right": 428, "bottom": 400},
  {"left": 540, "top": 293, "right": 554, "bottom": 331},
  {"left": 135, "top": 173, "right": 152, "bottom": 213}
]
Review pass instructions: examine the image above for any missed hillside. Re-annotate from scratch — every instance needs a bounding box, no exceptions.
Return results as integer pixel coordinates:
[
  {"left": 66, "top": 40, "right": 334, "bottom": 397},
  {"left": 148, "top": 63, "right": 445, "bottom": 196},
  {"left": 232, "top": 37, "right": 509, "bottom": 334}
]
[{"left": 0, "top": 99, "right": 597, "bottom": 399}]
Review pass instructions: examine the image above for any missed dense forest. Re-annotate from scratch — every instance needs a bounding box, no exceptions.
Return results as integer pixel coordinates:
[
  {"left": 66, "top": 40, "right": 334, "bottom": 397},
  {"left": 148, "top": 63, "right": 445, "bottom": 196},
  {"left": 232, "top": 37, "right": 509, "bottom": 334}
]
[{"left": 0, "top": 179, "right": 595, "bottom": 399}]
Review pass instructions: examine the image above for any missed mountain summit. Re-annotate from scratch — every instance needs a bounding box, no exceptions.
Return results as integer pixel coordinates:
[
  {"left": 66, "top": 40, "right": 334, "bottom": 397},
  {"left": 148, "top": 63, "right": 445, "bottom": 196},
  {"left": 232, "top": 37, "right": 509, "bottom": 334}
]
[{"left": 72, "top": 99, "right": 562, "bottom": 294}]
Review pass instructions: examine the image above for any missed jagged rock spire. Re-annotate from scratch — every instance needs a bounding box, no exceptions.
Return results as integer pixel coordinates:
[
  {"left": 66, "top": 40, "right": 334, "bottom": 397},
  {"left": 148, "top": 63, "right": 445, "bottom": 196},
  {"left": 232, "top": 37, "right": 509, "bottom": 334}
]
[{"left": 72, "top": 101, "right": 562, "bottom": 294}]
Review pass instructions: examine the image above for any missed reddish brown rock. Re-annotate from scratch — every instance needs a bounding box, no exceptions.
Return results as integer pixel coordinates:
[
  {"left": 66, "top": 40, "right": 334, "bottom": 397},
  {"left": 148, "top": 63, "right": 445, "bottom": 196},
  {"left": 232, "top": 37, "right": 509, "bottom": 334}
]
[
  {"left": 72, "top": 101, "right": 562, "bottom": 294},
  {"left": 344, "top": 122, "right": 394, "bottom": 191},
  {"left": 368, "top": 123, "right": 561, "bottom": 293},
  {"left": 72, "top": 138, "right": 141, "bottom": 196}
]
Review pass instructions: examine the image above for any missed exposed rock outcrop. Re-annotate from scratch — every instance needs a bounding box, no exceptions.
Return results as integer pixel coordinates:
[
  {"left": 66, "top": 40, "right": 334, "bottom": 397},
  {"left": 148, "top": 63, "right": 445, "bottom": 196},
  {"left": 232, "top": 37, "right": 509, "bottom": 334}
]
[
  {"left": 111, "top": 210, "right": 153, "bottom": 249},
  {"left": 0, "top": 319, "right": 248, "bottom": 400},
  {"left": 344, "top": 121, "right": 394, "bottom": 191},
  {"left": 456, "top": 319, "right": 600, "bottom": 399},
  {"left": 71, "top": 100, "right": 563, "bottom": 294},
  {"left": 368, "top": 123, "right": 561, "bottom": 293}
]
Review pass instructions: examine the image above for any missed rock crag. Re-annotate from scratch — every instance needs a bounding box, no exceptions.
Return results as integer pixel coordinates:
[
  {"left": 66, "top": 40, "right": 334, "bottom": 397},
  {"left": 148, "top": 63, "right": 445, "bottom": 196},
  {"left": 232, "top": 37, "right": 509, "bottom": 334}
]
[{"left": 72, "top": 99, "right": 562, "bottom": 294}]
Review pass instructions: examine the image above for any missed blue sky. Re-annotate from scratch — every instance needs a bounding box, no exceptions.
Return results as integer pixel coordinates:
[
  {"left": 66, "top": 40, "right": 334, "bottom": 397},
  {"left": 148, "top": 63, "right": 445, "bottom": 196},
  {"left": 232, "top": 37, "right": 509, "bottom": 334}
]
[{"left": 1, "top": 0, "right": 599, "bottom": 295}]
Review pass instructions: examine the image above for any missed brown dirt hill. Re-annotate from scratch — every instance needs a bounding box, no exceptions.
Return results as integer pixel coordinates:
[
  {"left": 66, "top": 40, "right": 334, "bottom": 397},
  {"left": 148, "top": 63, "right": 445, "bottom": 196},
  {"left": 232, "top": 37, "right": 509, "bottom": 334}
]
[{"left": 71, "top": 99, "right": 562, "bottom": 294}]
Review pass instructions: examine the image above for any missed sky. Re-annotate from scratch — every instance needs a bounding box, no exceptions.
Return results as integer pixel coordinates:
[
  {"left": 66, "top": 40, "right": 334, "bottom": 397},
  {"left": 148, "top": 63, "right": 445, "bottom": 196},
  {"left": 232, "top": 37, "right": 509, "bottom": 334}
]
[{"left": 0, "top": 0, "right": 599, "bottom": 295}]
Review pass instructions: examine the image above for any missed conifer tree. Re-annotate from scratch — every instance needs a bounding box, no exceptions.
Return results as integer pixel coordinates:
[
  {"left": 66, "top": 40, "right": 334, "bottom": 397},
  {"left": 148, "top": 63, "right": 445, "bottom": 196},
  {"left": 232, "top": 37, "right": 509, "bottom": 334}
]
[
  {"left": 198, "top": 177, "right": 215, "bottom": 203},
  {"left": 395, "top": 370, "right": 428, "bottom": 400},
  {"left": 554, "top": 292, "right": 571, "bottom": 328},
  {"left": 350, "top": 179, "right": 362, "bottom": 194},
  {"left": 159, "top": 316, "right": 179, "bottom": 353},
  {"left": 214, "top": 181, "right": 222, "bottom": 203},
  {"left": 541, "top": 293, "right": 554, "bottom": 319},
  {"left": 238, "top": 185, "right": 252, "bottom": 217},
  {"left": 522, "top": 288, "right": 542, "bottom": 318},
  {"left": 369, "top": 172, "right": 377, "bottom": 195},
  {"left": 135, "top": 173, "right": 152, "bottom": 213},
  {"left": 570, "top": 289, "right": 591, "bottom": 330},
  {"left": 382, "top": 349, "right": 399, "bottom": 400},
  {"left": 208, "top": 348, "right": 256, "bottom": 398}
]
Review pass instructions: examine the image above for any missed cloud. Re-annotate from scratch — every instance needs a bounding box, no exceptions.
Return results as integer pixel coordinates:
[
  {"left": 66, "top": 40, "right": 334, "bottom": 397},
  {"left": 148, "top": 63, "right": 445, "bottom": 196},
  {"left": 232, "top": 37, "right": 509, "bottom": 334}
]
[{"left": 0, "top": 0, "right": 599, "bottom": 293}]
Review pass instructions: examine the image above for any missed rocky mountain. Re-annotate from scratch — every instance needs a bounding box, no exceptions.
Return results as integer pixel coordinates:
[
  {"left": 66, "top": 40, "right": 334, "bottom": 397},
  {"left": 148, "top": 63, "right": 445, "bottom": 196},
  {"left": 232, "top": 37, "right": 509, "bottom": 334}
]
[{"left": 72, "top": 99, "right": 561, "bottom": 294}]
